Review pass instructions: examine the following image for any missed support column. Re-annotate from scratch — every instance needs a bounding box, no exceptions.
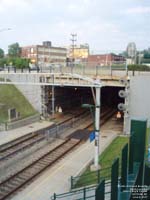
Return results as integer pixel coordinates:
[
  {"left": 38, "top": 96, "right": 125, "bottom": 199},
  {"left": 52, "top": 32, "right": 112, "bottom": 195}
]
[
  {"left": 52, "top": 86, "right": 55, "bottom": 116},
  {"left": 90, "top": 86, "right": 101, "bottom": 171},
  {"left": 94, "top": 87, "right": 100, "bottom": 169},
  {"left": 41, "top": 85, "right": 48, "bottom": 118}
]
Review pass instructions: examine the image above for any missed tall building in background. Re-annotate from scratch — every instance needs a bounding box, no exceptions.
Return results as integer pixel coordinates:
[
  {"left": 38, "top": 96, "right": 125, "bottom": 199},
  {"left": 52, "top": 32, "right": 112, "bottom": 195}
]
[
  {"left": 126, "top": 42, "right": 137, "bottom": 58},
  {"left": 21, "top": 41, "right": 67, "bottom": 67},
  {"left": 126, "top": 42, "right": 137, "bottom": 64}
]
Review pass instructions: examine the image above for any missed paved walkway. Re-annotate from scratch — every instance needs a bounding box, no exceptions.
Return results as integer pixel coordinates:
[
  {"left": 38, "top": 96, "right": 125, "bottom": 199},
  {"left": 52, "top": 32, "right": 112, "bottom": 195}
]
[
  {"left": 0, "top": 113, "right": 73, "bottom": 146},
  {"left": 12, "top": 130, "right": 117, "bottom": 200},
  {"left": 0, "top": 121, "right": 54, "bottom": 146}
]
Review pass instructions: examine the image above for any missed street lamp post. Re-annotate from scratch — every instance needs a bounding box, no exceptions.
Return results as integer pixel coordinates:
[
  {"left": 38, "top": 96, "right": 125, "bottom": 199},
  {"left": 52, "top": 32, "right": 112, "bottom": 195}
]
[{"left": 82, "top": 86, "right": 101, "bottom": 170}]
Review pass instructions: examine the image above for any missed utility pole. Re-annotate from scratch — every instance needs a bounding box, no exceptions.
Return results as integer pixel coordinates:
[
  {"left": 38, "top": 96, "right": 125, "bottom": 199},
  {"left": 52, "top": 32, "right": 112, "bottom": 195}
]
[{"left": 70, "top": 33, "right": 77, "bottom": 70}]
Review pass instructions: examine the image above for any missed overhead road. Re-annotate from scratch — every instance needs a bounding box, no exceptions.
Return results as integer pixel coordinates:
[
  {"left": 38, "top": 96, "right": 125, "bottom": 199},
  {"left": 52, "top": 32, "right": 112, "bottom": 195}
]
[{"left": 0, "top": 72, "right": 102, "bottom": 88}]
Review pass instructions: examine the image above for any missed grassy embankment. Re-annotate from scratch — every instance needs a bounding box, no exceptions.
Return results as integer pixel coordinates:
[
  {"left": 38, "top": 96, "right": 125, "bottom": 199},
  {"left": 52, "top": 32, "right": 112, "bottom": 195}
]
[
  {"left": 0, "top": 84, "right": 37, "bottom": 123},
  {"left": 75, "top": 136, "right": 129, "bottom": 187},
  {"left": 75, "top": 126, "right": 150, "bottom": 188}
]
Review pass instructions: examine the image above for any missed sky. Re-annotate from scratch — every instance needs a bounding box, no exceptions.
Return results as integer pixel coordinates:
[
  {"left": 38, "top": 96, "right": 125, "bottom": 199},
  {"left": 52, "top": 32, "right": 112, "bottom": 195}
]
[{"left": 0, "top": 0, "right": 150, "bottom": 53}]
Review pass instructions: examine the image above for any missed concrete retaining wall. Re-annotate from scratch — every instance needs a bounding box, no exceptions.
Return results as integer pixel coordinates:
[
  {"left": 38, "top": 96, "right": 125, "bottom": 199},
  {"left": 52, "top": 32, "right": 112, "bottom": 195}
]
[
  {"left": 16, "top": 84, "right": 42, "bottom": 113},
  {"left": 6, "top": 114, "right": 41, "bottom": 130},
  {"left": 0, "top": 74, "right": 42, "bottom": 113}
]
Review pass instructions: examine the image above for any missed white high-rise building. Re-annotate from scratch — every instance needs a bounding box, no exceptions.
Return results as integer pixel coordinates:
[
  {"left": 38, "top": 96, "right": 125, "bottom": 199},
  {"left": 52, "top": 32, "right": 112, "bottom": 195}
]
[{"left": 126, "top": 42, "right": 137, "bottom": 58}]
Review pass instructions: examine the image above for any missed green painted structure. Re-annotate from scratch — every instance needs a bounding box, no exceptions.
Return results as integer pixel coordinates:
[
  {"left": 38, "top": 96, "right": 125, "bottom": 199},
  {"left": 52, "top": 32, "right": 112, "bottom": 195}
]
[{"left": 51, "top": 119, "right": 149, "bottom": 200}]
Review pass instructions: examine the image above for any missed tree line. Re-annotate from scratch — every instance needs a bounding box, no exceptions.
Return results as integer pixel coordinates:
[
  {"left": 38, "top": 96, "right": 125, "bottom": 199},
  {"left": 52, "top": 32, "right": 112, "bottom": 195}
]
[{"left": 0, "top": 43, "right": 30, "bottom": 68}]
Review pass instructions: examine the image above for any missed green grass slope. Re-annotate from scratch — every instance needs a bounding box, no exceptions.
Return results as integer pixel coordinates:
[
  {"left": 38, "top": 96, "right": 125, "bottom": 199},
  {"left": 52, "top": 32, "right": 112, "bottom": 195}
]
[
  {"left": 0, "top": 84, "right": 38, "bottom": 123},
  {"left": 75, "top": 136, "right": 129, "bottom": 188}
]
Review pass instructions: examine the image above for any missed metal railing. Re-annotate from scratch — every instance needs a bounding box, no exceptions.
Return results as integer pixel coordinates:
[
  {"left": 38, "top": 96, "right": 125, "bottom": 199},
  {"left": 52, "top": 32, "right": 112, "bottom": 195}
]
[
  {"left": 51, "top": 185, "right": 96, "bottom": 200},
  {"left": 51, "top": 181, "right": 111, "bottom": 200},
  {"left": 45, "top": 112, "right": 90, "bottom": 139},
  {"left": 71, "top": 167, "right": 111, "bottom": 189}
]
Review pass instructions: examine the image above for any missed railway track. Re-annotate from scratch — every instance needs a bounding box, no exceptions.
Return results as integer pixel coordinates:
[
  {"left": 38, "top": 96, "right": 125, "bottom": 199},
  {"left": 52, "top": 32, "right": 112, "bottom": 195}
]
[
  {"left": 85, "top": 107, "right": 117, "bottom": 129},
  {"left": 0, "top": 138, "right": 81, "bottom": 200},
  {"left": 0, "top": 107, "right": 118, "bottom": 199},
  {"left": 0, "top": 107, "right": 115, "bottom": 162},
  {"left": 0, "top": 110, "right": 88, "bottom": 162}
]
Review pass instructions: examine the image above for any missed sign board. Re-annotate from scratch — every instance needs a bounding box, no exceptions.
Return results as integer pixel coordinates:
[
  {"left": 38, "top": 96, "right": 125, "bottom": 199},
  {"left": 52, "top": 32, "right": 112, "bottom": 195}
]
[{"left": 90, "top": 131, "right": 95, "bottom": 142}]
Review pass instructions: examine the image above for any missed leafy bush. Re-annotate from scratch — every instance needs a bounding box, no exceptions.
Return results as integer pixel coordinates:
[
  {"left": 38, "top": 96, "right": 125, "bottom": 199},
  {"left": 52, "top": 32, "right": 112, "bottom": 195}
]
[{"left": 128, "top": 64, "right": 150, "bottom": 71}]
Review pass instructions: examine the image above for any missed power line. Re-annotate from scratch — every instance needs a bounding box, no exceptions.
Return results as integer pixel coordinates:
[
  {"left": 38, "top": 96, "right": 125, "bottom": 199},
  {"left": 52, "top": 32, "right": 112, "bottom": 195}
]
[{"left": 70, "top": 33, "right": 77, "bottom": 62}]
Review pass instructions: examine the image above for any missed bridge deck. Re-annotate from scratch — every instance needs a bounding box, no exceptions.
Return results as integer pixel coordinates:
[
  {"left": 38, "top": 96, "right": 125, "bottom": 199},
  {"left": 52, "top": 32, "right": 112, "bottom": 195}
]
[{"left": 0, "top": 72, "right": 124, "bottom": 87}]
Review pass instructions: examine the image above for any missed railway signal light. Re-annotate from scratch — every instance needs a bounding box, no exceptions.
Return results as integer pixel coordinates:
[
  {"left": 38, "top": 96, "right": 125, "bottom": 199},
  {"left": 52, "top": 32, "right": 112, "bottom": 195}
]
[
  {"left": 118, "top": 103, "right": 126, "bottom": 111},
  {"left": 118, "top": 90, "right": 128, "bottom": 98},
  {"left": 118, "top": 76, "right": 130, "bottom": 135}
]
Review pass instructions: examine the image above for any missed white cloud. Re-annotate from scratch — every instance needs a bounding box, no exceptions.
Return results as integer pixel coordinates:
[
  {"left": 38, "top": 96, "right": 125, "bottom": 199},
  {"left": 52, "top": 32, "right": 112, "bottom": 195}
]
[
  {"left": 0, "top": 0, "right": 150, "bottom": 52},
  {"left": 125, "top": 6, "right": 150, "bottom": 14}
]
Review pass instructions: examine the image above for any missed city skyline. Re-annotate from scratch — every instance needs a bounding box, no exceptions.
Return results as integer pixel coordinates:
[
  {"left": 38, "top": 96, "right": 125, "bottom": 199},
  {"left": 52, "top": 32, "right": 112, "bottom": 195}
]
[{"left": 0, "top": 0, "right": 150, "bottom": 53}]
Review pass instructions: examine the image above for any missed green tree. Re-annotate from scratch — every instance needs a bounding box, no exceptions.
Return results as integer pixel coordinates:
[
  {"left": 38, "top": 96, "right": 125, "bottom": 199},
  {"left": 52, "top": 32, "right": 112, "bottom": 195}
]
[
  {"left": 13, "top": 58, "right": 30, "bottom": 68},
  {"left": 8, "top": 43, "right": 21, "bottom": 57},
  {"left": 0, "top": 57, "right": 30, "bottom": 68},
  {"left": 0, "top": 58, "right": 6, "bottom": 67},
  {"left": 0, "top": 48, "right": 4, "bottom": 58}
]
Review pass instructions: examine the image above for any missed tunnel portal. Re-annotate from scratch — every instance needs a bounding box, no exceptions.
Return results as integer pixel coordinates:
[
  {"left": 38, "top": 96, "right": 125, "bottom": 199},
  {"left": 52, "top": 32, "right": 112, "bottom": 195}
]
[{"left": 41, "top": 86, "right": 125, "bottom": 115}]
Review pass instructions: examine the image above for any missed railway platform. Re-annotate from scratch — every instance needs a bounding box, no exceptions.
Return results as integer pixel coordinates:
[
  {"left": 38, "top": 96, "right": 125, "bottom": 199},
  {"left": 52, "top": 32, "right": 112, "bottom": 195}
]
[
  {"left": 0, "top": 121, "right": 54, "bottom": 146},
  {"left": 0, "top": 113, "right": 75, "bottom": 146},
  {"left": 12, "top": 130, "right": 117, "bottom": 200}
]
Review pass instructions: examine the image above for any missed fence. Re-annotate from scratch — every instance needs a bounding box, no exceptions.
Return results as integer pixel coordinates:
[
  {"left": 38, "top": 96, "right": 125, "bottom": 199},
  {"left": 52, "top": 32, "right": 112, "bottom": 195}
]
[
  {"left": 51, "top": 181, "right": 111, "bottom": 200},
  {"left": 51, "top": 185, "right": 96, "bottom": 200},
  {"left": 71, "top": 167, "right": 111, "bottom": 189},
  {"left": 50, "top": 119, "right": 148, "bottom": 200},
  {"left": 2, "top": 64, "right": 150, "bottom": 78},
  {"left": 45, "top": 112, "right": 90, "bottom": 140}
]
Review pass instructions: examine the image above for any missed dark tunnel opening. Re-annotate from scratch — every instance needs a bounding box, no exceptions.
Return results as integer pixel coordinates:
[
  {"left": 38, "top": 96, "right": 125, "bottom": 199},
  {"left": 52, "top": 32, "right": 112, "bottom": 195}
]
[{"left": 45, "top": 86, "right": 125, "bottom": 114}]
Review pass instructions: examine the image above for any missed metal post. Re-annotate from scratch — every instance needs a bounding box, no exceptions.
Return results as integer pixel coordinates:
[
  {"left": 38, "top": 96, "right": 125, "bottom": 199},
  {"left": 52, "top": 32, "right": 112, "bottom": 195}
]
[
  {"left": 70, "top": 176, "right": 73, "bottom": 190},
  {"left": 111, "top": 158, "right": 119, "bottom": 200},
  {"left": 53, "top": 193, "right": 56, "bottom": 200},
  {"left": 52, "top": 86, "right": 55, "bottom": 116},
  {"left": 83, "top": 187, "right": 86, "bottom": 200},
  {"left": 94, "top": 87, "right": 100, "bottom": 169},
  {"left": 125, "top": 60, "right": 128, "bottom": 76},
  {"left": 96, "top": 180, "right": 105, "bottom": 200}
]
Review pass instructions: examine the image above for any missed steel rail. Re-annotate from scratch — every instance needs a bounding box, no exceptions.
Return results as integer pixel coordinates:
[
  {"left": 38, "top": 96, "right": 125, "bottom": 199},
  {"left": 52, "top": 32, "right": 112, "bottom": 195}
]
[{"left": 0, "top": 138, "right": 81, "bottom": 200}]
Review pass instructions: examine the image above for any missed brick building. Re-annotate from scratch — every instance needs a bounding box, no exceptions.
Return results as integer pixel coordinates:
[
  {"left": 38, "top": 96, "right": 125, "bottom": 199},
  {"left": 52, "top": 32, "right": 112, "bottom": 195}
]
[
  {"left": 87, "top": 53, "right": 125, "bottom": 66},
  {"left": 21, "top": 41, "right": 67, "bottom": 67}
]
